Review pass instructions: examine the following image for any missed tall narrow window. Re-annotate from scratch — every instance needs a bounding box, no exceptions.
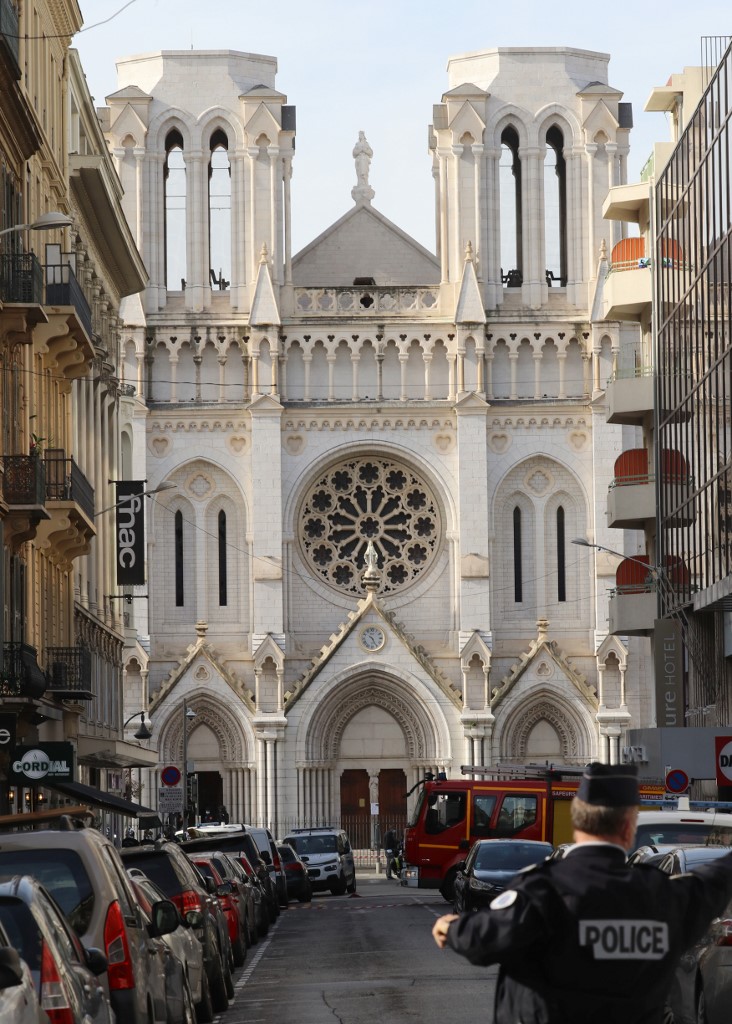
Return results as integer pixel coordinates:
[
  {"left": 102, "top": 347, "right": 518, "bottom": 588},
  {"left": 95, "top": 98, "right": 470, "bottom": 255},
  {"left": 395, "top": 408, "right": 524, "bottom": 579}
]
[
  {"left": 208, "top": 129, "right": 231, "bottom": 291},
  {"left": 500, "top": 126, "right": 522, "bottom": 286},
  {"left": 557, "top": 505, "right": 566, "bottom": 602},
  {"left": 218, "top": 509, "right": 227, "bottom": 606},
  {"left": 544, "top": 126, "right": 567, "bottom": 286},
  {"left": 513, "top": 506, "right": 523, "bottom": 602},
  {"left": 164, "top": 129, "right": 186, "bottom": 290},
  {"left": 174, "top": 510, "right": 184, "bottom": 606}
]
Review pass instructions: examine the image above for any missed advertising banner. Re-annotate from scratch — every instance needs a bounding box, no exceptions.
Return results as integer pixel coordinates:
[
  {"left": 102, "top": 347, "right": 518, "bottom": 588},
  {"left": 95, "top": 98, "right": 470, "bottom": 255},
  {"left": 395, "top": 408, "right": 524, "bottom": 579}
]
[
  {"left": 115, "top": 481, "right": 146, "bottom": 586},
  {"left": 715, "top": 736, "right": 732, "bottom": 787},
  {"left": 9, "top": 742, "right": 74, "bottom": 784}
]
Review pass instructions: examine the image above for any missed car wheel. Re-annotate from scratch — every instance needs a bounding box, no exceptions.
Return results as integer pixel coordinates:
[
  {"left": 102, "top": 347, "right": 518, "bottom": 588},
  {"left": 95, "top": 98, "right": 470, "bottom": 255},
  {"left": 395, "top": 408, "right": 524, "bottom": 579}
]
[
  {"left": 224, "top": 955, "right": 235, "bottom": 999},
  {"left": 696, "top": 989, "right": 707, "bottom": 1024},
  {"left": 208, "top": 949, "right": 229, "bottom": 1013},
  {"left": 298, "top": 886, "right": 312, "bottom": 903},
  {"left": 439, "top": 869, "right": 458, "bottom": 904},
  {"left": 232, "top": 931, "right": 246, "bottom": 968},
  {"left": 346, "top": 874, "right": 357, "bottom": 894},
  {"left": 195, "top": 967, "right": 214, "bottom": 1024},
  {"left": 330, "top": 874, "right": 347, "bottom": 896}
]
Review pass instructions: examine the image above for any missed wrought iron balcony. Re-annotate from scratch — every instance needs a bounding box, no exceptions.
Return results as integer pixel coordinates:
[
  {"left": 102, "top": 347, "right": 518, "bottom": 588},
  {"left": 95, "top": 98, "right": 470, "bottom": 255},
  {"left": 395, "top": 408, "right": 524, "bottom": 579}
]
[
  {"left": 45, "top": 263, "right": 92, "bottom": 340},
  {"left": 2, "top": 454, "right": 46, "bottom": 506},
  {"left": 0, "top": 0, "right": 20, "bottom": 77},
  {"left": 0, "top": 252, "right": 44, "bottom": 304},
  {"left": 0, "top": 641, "right": 47, "bottom": 699},
  {"left": 45, "top": 646, "right": 93, "bottom": 701},
  {"left": 44, "top": 450, "right": 95, "bottom": 520}
]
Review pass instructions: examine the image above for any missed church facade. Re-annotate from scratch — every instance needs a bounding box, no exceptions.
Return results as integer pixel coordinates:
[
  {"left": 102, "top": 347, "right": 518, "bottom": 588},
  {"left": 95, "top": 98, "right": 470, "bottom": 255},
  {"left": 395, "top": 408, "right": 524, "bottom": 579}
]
[{"left": 104, "top": 46, "right": 651, "bottom": 836}]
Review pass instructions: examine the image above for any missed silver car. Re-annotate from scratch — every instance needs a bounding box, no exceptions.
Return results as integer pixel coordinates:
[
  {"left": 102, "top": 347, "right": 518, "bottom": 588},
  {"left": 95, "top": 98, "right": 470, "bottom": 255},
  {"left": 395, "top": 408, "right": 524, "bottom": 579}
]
[{"left": 0, "top": 923, "right": 46, "bottom": 1024}]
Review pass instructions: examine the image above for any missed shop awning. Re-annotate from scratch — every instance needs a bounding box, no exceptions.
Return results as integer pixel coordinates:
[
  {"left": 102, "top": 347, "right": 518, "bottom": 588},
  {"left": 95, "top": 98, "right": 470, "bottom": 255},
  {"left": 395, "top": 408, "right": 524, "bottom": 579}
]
[
  {"left": 44, "top": 778, "right": 161, "bottom": 825},
  {"left": 75, "top": 735, "right": 158, "bottom": 768}
]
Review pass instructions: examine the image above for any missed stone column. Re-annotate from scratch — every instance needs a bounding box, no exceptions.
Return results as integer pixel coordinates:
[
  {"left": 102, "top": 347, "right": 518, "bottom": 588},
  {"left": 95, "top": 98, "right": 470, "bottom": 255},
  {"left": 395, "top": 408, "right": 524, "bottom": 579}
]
[
  {"left": 485, "top": 146, "right": 502, "bottom": 308},
  {"left": 557, "top": 351, "right": 567, "bottom": 400},
  {"left": 423, "top": 352, "right": 432, "bottom": 401},
  {"left": 351, "top": 352, "right": 360, "bottom": 401},
  {"left": 438, "top": 149, "right": 450, "bottom": 284},
  {"left": 399, "top": 353, "right": 408, "bottom": 401},
  {"left": 533, "top": 352, "right": 542, "bottom": 399},
  {"left": 585, "top": 144, "right": 598, "bottom": 280},
  {"left": 509, "top": 351, "right": 518, "bottom": 400},
  {"left": 268, "top": 146, "right": 280, "bottom": 282},
  {"left": 283, "top": 156, "right": 293, "bottom": 286}
]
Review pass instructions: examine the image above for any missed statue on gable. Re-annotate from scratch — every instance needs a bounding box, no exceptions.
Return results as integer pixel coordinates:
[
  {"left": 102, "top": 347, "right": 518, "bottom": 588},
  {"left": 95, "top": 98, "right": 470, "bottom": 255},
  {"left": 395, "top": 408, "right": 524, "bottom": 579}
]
[{"left": 352, "top": 131, "right": 375, "bottom": 205}]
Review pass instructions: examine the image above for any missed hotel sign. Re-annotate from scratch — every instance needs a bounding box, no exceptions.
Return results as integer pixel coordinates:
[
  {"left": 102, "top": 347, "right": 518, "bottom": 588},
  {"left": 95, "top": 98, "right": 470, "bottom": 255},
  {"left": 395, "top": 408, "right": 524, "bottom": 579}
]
[{"left": 654, "top": 619, "right": 683, "bottom": 728}]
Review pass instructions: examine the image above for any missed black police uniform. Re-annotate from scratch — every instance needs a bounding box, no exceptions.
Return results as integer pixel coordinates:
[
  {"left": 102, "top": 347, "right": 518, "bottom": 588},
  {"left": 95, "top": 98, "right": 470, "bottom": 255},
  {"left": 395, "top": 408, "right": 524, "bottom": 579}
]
[{"left": 446, "top": 839, "right": 732, "bottom": 1024}]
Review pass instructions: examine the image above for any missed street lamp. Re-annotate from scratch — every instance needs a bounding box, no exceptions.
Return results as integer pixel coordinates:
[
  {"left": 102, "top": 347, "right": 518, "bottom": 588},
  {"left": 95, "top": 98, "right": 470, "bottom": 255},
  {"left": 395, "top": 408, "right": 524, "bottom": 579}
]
[
  {"left": 181, "top": 704, "right": 197, "bottom": 832},
  {"left": 123, "top": 711, "right": 153, "bottom": 741},
  {"left": 571, "top": 538, "right": 658, "bottom": 580},
  {"left": 93, "top": 480, "right": 176, "bottom": 518},
  {"left": 0, "top": 212, "right": 73, "bottom": 238}
]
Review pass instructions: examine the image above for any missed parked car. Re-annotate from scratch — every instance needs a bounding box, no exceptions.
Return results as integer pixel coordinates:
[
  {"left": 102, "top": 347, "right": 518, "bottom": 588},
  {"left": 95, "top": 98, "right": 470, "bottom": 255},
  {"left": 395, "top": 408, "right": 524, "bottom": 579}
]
[
  {"left": 277, "top": 843, "right": 312, "bottom": 903},
  {"left": 281, "top": 827, "right": 357, "bottom": 895},
  {"left": 198, "top": 851, "right": 258, "bottom": 948},
  {"left": 190, "top": 856, "right": 246, "bottom": 967},
  {"left": 627, "top": 844, "right": 678, "bottom": 867},
  {"left": 120, "top": 840, "right": 233, "bottom": 1015},
  {"left": 0, "top": 926, "right": 47, "bottom": 1024},
  {"left": 127, "top": 870, "right": 206, "bottom": 1021},
  {"left": 656, "top": 846, "right": 732, "bottom": 1024},
  {"left": 227, "top": 851, "right": 268, "bottom": 938},
  {"left": 452, "top": 839, "right": 554, "bottom": 913},
  {"left": 0, "top": 874, "right": 113, "bottom": 1024},
  {"left": 632, "top": 808, "right": 732, "bottom": 852},
  {"left": 182, "top": 830, "right": 279, "bottom": 925},
  {"left": 244, "top": 826, "right": 288, "bottom": 908},
  {"left": 0, "top": 815, "right": 175, "bottom": 1024}
]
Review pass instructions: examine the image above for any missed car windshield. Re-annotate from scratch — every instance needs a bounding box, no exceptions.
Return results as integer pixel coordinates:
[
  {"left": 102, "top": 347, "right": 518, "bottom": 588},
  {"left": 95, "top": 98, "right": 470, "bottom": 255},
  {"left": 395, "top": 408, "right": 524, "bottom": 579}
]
[
  {"left": 286, "top": 835, "right": 337, "bottom": 855},
  {"left": 474, "top": 843, "right": 551, "bottom": 871},
  {"left": 0, "top": 850, "right": 94, "bottom": 936},
  {"left": 633, "top": 824, "right": 732, "bottom": 851},
  {"left": 122, "top": 853, "right": 181, "bottom": 896}
]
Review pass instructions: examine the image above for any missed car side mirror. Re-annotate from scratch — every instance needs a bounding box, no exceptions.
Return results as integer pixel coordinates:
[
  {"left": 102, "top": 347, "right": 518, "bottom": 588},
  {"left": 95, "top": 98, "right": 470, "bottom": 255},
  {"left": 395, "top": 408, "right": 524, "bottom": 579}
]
[
  {"left": 185, "top": 909, "right": 204, "bottom": 929},
  {"left": 83, "top": 947, "right": 108, "bottom": 976},
  {"left": 259, "top": 850, "right": 272, "bottom": 865},
  {"left": 148, "top": 899, "right": 180, "bottom": 938},
  {"left": 0, "top": 948, "right": 23, "bottom": 989},
  {"left": 204, "top": 876, "right": 217, "bottom": 895},
  {"left": 216, "top": 881, "right": 233, "bottom": 896},
  {"left": 455, "top": 860, "right": 466, "bottom": 873}
]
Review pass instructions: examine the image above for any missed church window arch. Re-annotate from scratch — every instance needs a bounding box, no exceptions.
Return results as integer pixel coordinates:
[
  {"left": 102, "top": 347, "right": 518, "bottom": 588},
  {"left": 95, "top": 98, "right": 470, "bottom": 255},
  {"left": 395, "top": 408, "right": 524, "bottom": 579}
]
[
  {"left": 544, "top": 125, "right": 567, "bottom": 286},
  {"left": 164, "top": 129, "right": 186, "bottom": 291},
  {"left": 208, "top": 128, "right": 231, "bottom": 291},
  {"left": 499, "top": 126, "right": 522, "bottom": 286},
  {"left": 556, "top": 505, "right": 566, "bottom": 602}
]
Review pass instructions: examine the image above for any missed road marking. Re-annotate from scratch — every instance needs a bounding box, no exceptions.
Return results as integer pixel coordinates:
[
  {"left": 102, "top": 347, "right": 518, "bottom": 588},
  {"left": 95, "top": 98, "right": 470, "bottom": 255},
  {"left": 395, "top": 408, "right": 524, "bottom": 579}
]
[{"left": 212, "top": 919, "right": 281, "bottom": 1022}]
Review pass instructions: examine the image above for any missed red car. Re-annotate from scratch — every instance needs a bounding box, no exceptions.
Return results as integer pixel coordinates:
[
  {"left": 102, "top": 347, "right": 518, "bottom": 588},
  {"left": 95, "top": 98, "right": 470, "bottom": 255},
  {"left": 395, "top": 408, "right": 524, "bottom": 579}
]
[{"left": 190, "top": 858, "right": 246, "bottom": 968}]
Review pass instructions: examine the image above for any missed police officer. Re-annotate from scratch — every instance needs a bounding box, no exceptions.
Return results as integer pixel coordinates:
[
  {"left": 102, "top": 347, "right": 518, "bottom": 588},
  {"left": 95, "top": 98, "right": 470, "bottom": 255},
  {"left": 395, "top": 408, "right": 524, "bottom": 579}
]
[{"left": 432, "top": 763, "right": 732, "bottom": 1024}]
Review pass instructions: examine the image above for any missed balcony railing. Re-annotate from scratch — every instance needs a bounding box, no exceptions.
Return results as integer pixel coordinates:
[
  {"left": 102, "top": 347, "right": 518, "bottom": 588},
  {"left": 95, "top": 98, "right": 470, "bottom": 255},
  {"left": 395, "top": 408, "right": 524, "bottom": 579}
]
[
  {"left": 0, "top": 0, "right": 20, "bottom": 76},
  {"left": 45, "top": 263, "right": 92, "bottom": 340},
  {"left": 2, "top": 454, "right": 46, "bottom": 506},
  {"left": 44, "top": 450, "right": 95, "bottom": 520},
  {"left": 0, "top": 252, "right": 44, "bottom": 304},
  {"left": 293, "top": 286, "right": 441, "bottom": 317},
  {"left": 45, "top": 646, "right": 93, "bottom": 701},
  {"left": 0, "top": 641, "right": 47, "bottom": 699}
]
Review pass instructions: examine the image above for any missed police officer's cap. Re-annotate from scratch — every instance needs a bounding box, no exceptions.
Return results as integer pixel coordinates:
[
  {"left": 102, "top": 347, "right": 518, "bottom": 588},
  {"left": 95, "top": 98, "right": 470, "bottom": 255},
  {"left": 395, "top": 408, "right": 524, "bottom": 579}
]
[{"left": 577, "top": 763, "right": 639, "bottom": 807}]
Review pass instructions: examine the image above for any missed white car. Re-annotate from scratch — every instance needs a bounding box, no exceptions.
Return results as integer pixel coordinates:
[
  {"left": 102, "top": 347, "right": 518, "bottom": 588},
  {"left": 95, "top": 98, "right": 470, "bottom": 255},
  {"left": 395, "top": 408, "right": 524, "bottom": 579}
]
[
  {"left": 0, "top": 938, "right": 47, "bottom": 1024},
  {"left": 633, "top": 806, "right": 732, "bottom": 852},
  {"left": 281, "top": 827, "right": 357, "bottom": 895}
]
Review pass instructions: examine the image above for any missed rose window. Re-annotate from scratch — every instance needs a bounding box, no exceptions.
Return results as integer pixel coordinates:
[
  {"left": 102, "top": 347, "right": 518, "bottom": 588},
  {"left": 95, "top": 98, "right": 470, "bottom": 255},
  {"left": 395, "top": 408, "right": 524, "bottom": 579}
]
[{"left": 298, "top": 456, "right": 442, "bottom": 595}]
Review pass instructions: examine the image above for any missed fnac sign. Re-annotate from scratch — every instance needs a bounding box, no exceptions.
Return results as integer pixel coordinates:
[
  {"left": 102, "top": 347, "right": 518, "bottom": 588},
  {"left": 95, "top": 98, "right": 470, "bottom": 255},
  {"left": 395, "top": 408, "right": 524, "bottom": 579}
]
[
  {"left": 115, "top": 481, "right": 145, "bottom": 586},
  {"left": 715, "top": 736, "right": 732, "bottom": 787}
]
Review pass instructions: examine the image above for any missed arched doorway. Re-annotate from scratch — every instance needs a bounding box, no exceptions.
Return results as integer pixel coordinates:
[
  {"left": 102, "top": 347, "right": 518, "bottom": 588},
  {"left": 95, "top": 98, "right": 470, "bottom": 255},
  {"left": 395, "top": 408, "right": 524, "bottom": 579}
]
[{"left": 339, "top": 767, "right": 407, "bottom": 849}]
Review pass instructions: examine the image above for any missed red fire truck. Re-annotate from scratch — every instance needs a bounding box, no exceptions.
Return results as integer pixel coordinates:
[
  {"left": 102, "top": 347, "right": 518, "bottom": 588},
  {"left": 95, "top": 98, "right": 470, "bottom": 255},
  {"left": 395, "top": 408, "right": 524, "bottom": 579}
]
[{"left": 402, "top": 765, "right": 664, "bottom": 900}]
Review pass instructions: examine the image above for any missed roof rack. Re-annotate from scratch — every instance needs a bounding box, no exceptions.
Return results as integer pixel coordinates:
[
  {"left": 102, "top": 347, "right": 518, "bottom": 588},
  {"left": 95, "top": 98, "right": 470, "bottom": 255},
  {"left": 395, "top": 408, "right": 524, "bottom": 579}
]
[
  {"left": 0, "top": 806, "right": 95, "bottom": 830},
  {"left": 460, "top": 764, "right": 588, "bottom": 779},
  {"left": 286, "top": 826, "right": 337, "bottom": 833}
]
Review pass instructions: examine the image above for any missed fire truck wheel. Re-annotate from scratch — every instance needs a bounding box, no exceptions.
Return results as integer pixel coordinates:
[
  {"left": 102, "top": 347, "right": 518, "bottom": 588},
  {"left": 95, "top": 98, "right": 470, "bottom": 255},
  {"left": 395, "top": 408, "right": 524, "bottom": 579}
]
[{"left": 439, "top": 869, "right": 458, "bottom": 903}]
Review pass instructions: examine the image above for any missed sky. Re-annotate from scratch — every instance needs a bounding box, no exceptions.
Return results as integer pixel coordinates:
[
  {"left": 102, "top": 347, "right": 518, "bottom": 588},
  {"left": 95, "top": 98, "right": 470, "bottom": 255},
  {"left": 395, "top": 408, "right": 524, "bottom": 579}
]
[{"left": 75, "top": 0, "right": 731, "bottom": 255}]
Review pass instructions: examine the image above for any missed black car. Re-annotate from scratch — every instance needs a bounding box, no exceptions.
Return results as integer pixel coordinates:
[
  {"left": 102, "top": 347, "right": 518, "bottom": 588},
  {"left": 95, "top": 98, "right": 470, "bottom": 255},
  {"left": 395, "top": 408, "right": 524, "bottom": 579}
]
[
  {"left": 453, "top": 839, "right": 554, "bottom": 912},
  {"left": 121, "top": 841, "right": 233, "bottom": 1016},
  {"left": 277, "top": 843, "right": 312, "bottom": 903}
]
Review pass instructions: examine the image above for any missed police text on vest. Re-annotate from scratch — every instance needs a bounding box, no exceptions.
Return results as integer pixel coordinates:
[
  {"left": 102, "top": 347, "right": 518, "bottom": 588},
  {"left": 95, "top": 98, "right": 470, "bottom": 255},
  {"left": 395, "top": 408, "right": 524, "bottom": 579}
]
[{"left": 579, "top": 920, "right": 669, "bottom": 959}]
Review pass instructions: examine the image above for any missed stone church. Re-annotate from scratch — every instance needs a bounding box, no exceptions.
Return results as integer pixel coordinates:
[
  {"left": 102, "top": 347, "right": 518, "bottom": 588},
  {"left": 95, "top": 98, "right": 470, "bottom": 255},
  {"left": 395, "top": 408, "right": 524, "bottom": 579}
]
[{"left": 103, "top": 45, "right": 651, "bottom": 836}]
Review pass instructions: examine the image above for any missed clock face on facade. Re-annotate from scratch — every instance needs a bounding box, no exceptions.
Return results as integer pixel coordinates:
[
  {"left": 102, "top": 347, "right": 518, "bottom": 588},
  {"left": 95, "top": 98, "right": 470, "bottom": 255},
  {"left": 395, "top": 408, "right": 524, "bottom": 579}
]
[{"left": 360, "top": 626, "right": 386, "bottom": 652}]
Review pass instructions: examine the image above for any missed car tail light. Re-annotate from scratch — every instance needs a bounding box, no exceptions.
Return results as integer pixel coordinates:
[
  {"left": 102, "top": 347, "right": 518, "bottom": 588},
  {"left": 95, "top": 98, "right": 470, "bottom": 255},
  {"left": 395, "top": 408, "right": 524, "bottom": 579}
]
[
  {"left": 236, "top": 858, "right": 254, "bottom": 877},
  {"left": 104, "top": 899, "right": 135, "bottom": 990},
  {"left": 172, "top": 888, "right": 203, "bottom": 916},
  {"left": 715, "top": 918, "right": 732, "bottom": 946},
  {"left": 284, "top": 862, "right": 302, "bottom": 873},
  {"left": 40, "top": 941, "right": 75, "bottom": 1024}
]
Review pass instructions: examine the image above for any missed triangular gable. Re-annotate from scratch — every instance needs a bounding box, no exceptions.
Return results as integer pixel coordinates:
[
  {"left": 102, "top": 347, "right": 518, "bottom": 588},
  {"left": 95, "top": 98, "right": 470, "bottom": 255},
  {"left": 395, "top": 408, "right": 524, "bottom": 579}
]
[
  {"left": 460, "top": 629, "right": 492, "bottom": 671},
  {"left": 442, "top": 82, "right": 487, "bottom": 100},
  {"left": 254, "top": 633, "right": 285, "bottom": 672},
  {"left": 293, "top": 204, "right": 440, "bottom": 287},
  {"left": 109, "top": 103, "right": 148, "bottom": 146},
  {"left": 595, "top": 632, "right": 628, "bottom": 670},
  {"left": 491, "top": 620, "right": 597, "bottom": 710},
  {"left": 105, "top": 85, "right": 152, "bottom": 101},
  {"left": 583, "top": 99, "right": 620, "bottom": 138},
  {"left": 577, "top": 82, "right": 624, "bottom": 99},
  {"left": 149, "top": 632, "right": 254, "bottom": 713},
  {"left": 250, "top": 248, "right": 281, "bottom": 326},
  {"left": 284, "top": 590, "right": 461, "bottom": 710},
  {"left": 244, "top": 101, "right": 282, "bottom": 144},
  {"left": 455, "top": 244, "right": 486, "bottom": 324},
  {"left": 447, "top": 99, "right": 486, "bottom": 141}
]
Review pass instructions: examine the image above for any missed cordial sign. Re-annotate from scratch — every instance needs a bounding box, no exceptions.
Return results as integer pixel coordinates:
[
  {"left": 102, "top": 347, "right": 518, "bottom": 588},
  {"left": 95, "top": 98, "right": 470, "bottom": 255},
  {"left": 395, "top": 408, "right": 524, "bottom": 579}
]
[
  {"left": 10, "top": 743, "right": 74, "bottom": 783},
  {"left": 115, "top": 481, "right": 146, "bottom": 586}
]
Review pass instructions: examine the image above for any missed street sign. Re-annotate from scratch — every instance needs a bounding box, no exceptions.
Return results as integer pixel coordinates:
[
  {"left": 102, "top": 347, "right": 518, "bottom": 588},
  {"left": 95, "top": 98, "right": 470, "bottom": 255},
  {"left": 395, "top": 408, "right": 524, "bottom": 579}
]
[
  {"left": 715, "top": 737, "right": 732, "bottom": 786},
  {"left": 665, "top": 768, "right": 690, "bottom": 794},
  {"left": 158, "top": 786, "right": 183, "bottom": 814},
  {"left": 160, "top": 765, "right": 182, "bottom": 787}
]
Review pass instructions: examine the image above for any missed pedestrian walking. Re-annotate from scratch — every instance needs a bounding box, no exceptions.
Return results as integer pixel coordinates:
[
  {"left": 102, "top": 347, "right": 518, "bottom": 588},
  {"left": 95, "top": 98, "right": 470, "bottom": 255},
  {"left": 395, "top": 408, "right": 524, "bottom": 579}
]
[
  {"left": 432, "top": 763, "right": 732, "bottom": 1024},
  {"left": 383, "top": 827, "right": 398, "bottom": 879}
]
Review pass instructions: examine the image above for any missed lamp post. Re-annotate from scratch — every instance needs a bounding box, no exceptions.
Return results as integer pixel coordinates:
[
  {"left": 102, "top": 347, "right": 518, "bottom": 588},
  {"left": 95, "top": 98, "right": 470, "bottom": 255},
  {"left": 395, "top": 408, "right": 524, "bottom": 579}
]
[
  {"left": 181, "top": 703, "right": 196, "bottom": 832},
  {"left": 0, "top": 211, "right": 73, "bottom": 239},
  {"left": 122, "top": 711, "right": 152, "bottom": 741}
]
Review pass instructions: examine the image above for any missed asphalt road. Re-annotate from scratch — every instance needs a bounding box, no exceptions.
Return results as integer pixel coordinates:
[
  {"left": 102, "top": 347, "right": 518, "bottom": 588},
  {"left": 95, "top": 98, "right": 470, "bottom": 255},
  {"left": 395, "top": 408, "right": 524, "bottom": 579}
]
[{"left": 217, "top": 874, "right": 496, "bottom": 1023}]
